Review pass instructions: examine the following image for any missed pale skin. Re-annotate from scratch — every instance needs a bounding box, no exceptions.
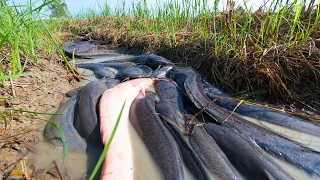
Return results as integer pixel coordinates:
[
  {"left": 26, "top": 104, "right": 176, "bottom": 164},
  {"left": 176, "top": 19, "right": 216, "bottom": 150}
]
[{"left": 99, "top": 78, "right": 153, "bottom": 180}]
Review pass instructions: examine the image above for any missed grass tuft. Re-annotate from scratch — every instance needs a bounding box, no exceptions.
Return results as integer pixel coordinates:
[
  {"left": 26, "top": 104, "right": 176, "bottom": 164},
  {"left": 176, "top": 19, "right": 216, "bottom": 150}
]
[{"left": 0, "top": 0, "right": 74, "bottom": 76}]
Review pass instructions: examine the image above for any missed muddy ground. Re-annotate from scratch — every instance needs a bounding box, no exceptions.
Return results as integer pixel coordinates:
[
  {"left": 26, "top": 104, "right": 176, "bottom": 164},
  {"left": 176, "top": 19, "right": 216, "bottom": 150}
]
[{"left": 0, "top": 53, "right": 78, "bottom": 179}]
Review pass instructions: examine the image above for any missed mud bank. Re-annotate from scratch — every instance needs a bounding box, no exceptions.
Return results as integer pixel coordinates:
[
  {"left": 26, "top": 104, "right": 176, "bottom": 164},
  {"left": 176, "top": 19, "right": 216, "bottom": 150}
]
[{"left": 0, "top": 57, "right": 77, "bottom": 179}]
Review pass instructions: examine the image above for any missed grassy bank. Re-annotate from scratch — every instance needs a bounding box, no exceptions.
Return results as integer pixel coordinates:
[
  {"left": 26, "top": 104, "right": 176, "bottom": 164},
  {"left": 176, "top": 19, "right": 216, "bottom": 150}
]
[
  {"left": 66, "top": 0, "right": 320, "bottom": 110},
  {"left": 0, "top": 1, "right": 72, "bottom": 163},
  {"left": 0, "top": 0, "right": 72, "bottom": 78}
]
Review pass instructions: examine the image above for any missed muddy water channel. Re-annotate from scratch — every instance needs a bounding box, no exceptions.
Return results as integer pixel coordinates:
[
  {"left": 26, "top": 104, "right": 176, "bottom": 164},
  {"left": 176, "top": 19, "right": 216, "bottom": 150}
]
[{"left": 26, "top": 40, "right": 320, "bottom": 180}]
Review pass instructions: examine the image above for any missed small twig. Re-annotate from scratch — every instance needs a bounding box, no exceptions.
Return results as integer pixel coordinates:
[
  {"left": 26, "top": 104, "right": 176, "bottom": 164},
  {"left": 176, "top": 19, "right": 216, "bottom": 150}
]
[
  {"left": 185, "top": 98, "right": 218, "bottom": 127},
  {"left": 157, "top": 113, "right": 185, "bottom": 134},
  {"left": 54, "top": 160, "right": 65, "bottom": 180},
  {"left": 221, "top": 100, "right": 244, "bottom": 124},
  {"left": 47, "top": 169, "right": 60, "bottom": 179},
  {"left": 0, "top": 129, "right": 35, "bottom": 141},
  {"left": 17, "top": 141, "right": 39, "bottom": 154},
  {"left": 9, "top": 78, "right": 16, "bottom": 97},
  {"left": 32, "top": 164, "right": 55, "bottom": 179}
]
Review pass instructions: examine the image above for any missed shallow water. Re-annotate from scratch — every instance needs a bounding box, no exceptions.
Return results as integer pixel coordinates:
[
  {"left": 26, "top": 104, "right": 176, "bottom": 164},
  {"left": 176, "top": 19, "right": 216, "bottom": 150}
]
[
  {"left": 26, "top": 51, "right": 320, "bottom": 179},
  {"left": 25, "top": 59, "right": 187, "bottom": 179},
  {"left": 27, "top": 99, "right": 320, "bottom": 179},
  {"left": 26, "top": 115, "right": 167, "bottom": 179}
]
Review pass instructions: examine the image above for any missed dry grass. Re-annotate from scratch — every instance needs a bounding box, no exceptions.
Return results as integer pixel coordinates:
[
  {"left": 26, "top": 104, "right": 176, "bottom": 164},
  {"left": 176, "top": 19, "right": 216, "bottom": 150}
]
[{"left": 63, "top": 1, "right": 320, "bottom": 111}]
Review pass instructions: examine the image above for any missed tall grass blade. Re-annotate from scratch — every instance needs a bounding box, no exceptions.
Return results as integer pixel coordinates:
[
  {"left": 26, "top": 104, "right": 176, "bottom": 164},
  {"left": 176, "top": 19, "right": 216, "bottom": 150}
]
[
  {"left": 0, "top": 107, "right": 61, "bottom": 115},
  {"left": 0, "top": 113, "right": 8, "bottom": 130},
  {"left": 0, "top": 74, "right": 39, "bottom": 81},
  {"left": 39, "top": 18, "right": 76, "bottom": 76},
  {"left": 45, "top": 119, "right": 67, "bottom": 160}
]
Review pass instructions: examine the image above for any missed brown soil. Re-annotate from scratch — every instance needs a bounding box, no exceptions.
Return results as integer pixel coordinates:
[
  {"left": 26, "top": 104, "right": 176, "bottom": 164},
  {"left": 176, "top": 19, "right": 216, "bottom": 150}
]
[{"left": 0, "top": 54, "right": 78, "bottom": 179}]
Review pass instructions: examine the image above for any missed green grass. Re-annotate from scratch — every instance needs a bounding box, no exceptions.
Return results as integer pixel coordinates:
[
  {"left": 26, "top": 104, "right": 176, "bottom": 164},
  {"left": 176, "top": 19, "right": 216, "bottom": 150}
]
[
  {"left": 66, "top": 0, "right": 320, "bottom": 109},
  {"left": 0, "top": 0, "right": 74, "bottom": 76},
  {"left": 0, "top": 0, "right": 74, "bottom": 160},
  {"left": 77, "top": 0, "right": 317, "bottom": 45},
  {"left": 68, "top": 0, "right": 320, "bottom": 63}
]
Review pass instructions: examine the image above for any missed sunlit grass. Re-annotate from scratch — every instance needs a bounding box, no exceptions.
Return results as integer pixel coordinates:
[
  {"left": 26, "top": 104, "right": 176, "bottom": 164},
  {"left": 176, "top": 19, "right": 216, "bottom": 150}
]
[
  {"left": 69, "top": 0, "right": 319, "bottom": 61},
  {"left": 0, "top": 0, "right": 75, "bottom": 76},
  {"left": 66, "top": 0, "right": 320, "bottom": 107},
  {"left": 0, "top": 0, "right": 73, "bottom": 160}
]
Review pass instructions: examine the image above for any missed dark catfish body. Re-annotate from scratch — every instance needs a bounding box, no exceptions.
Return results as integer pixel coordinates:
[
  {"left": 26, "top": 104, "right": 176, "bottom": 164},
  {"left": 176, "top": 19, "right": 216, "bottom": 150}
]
[
  {"left": 102, "top": 54, "right": 174, "bottom": 68},
  {"left": 66, "top": 86, "right": 84, "bottom": 97},
  {"left": 170, "top": 67, "right": 228, "bottom": 123},
  {"left": 205, "top": 123, "right": 293, "bottom": 180},
  {"left": 76, "top": 63, "right": 115, "bottom": 78},
  {"left": 133, "top": 54, "right": 174, "bottom": 68},
  {"left": 101, "top": 62, "right": 153, "bottom": 78},
  {"left": 188, "top": 126, "right": 238, "bottom": 179},
  {"left": 137, "top": 65, "right": 153, "bottom": 77},
  {"left": 63, "top": 40, "right": 97, "bottom": 58},
  {"left": 218, "top": 99, "right": 320, "bottom": 137},
  {"left": 223, "top": 116, "right": 320, "bottom": 176},
  {"left": 155, "top": 81, "right": 238, "bottom": 179},
  {"left": 77, "top": 79, "right": 119, "bottom": 141},
  {"left": 170, "top": 67, "right": 320, "bottom": 176},
  {"left": 44, "top": 95, "right": 87, "bottom": 152},
  {"left": 101, "top": 62, "right": 136, "bottom": 73},
  {"left": 200, "top": 78, "right": 227, "bottom": 97},
  {"left": 120, "top": 67, "right": 144, "bottom": 78},
  {"left": 157, "top": 105, "right": 211, "bottom": 180},
  {"left": 155, "top": 80, "right": 185, "bottom": 113},
  {"left": 201, "top": 79, "right": 320, "bottom": 137},
  {"left": 155, "top": 81, "right": 210, "bottom": 180},
  {"left": 130, "top": 93, "right": 184, "bottom": 180}
]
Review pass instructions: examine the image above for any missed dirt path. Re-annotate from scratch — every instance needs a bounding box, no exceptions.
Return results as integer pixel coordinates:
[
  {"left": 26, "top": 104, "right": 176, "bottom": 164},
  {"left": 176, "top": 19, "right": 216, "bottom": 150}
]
[{"left": 0, "top": 56, "right": 77, "bottom": 179}]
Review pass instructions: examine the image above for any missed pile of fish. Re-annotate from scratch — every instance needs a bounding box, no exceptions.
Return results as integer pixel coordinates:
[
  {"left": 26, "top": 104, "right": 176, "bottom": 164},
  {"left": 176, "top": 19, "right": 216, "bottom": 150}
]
[{"left": 44, "top": 39, "right": 320, "bottom": 179}]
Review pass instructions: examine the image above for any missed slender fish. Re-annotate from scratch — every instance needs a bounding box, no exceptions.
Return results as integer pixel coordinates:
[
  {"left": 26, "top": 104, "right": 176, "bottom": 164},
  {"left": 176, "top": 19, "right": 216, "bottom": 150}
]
[
  {"left": 101, "top": 54, "right": 174, "bottom": 68},
  {"left": 155, "top": 80, "right": 238, "bottom": 179},
  {"left": 77, "top": 79, "right": 119, "bottom": 141},
  {"left": 76, "top": 63, "right": 115, "bottom": 78},
  {"left": 205, "top": 123, "right": 293, "bottom": 180},
  {"left": 44, "top": 95, "right": 87, "bottom": 152},
  {"left": 171, "top": 67, "right": 320, "bottom": 176},
  {"left": 130, "top": 92, "right": 185, "bottom": 180}
]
